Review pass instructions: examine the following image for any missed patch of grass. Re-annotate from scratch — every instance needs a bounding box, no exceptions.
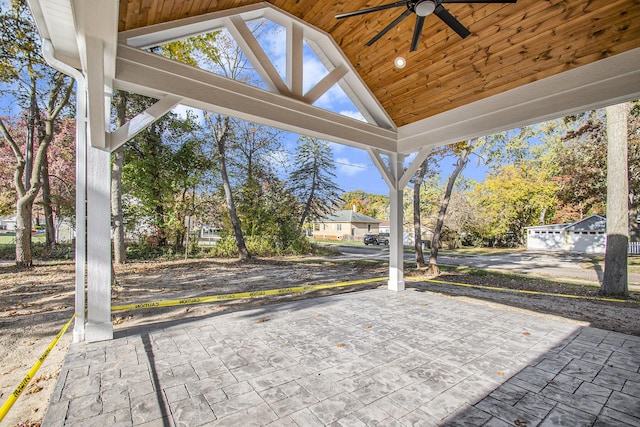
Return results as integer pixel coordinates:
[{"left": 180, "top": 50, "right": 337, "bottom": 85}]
[
  {"left": 309, "top": 238, "right": 363, "bottom": 246},
  {"left": 310, "top": 243, "right": 342, "bottom": 256},
  {"left": 0, "top": 234, "right": 46, "bottom": 245}
]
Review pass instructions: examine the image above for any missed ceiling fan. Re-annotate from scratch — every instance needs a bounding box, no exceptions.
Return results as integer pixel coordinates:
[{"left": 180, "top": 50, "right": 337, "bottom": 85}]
[{"left": 336, "top": 0, "right": 517, "bottom": 52}]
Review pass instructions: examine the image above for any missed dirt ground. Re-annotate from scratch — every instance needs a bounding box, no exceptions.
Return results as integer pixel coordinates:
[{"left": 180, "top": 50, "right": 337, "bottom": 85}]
[{"left": 1, "top": 257, "right": 638, "bottom": 426}]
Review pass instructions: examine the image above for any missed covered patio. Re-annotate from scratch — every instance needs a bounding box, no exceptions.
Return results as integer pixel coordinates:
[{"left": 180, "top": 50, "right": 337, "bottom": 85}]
[{"left": 23, "top": 0, "right": 640, "bottom": 425}]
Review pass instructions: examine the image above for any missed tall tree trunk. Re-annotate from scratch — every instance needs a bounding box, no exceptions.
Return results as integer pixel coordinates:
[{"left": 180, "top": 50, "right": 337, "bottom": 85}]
[
  {"left": 602, "top": 103, "right": 629, "bottom": 296},
  {"left": 111, "top": 91, "right": 127, "bottom": 264},
  {"left": 216, "top": 117, "right": 250, "bottom": 260},
  {"left": 413, "top": 161, "right": 428, "bottom": 268},
  {"left": 111, "top": 149, "right": 126, "bottom": 263},
  {"left": 428, "top": 148, "right": 470, "bottom": 275},
  {"left": 298, "top": 157, "right": 318, "bottom": 228},
  {"left": 15, "top": 196, "right": 36, "bottom": 266},
  {"left": 41, "top": 151, "right": 56, "bottom": 247}
]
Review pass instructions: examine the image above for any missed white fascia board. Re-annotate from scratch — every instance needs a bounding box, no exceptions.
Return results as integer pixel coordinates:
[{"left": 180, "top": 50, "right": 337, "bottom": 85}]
[
  {"left": 115, "top": 44, "right": 397, "bottom": 152},
  {"left": 398, "top": 47, "right": 640, "bottom": 154},
  {"left": 27, "top": 0, "right": 82, "bottom": 69}
]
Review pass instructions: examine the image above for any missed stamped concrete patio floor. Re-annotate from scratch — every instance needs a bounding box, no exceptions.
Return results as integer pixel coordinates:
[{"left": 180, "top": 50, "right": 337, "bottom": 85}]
[{"left": 43, "top": 288, "right": 640, "bottom": 426}]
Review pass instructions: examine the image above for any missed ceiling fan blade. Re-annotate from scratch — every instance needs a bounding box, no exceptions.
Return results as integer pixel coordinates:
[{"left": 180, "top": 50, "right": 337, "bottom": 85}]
[
  {"left": 410, "top": 15, "right": 426, "bottom": 52},
  {"left": 434, "top": 4, "right": 471, "bottom": 38},
  {"left": 366, "top": 9, "right": 413, "bottom": 46},
  {"left": 336, "top": 1, "right": 408, "bottom": 19},
  {"left": 443, "top": 0, "right": 517, "bottom": 3}
]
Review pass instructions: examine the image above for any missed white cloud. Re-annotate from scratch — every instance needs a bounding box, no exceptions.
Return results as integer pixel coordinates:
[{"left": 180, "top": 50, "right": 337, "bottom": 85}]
[
  {"left": 339, "top": 110, "right": 366, "bottom": 122},
  {"left": 336, "top": 157, "right": 367, "bottom": 177},
  {"left": 172, "top": 105, "right": 204, "bottom": 123}
]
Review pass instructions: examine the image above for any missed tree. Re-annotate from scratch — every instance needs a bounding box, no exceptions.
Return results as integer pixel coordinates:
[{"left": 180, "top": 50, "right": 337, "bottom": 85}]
[
  {"left": 340, "top": 190, "right": 389, "bottom": 219},
  {"left": 427, "top": 143, "right": 471, "bottom": 274},
  {"left": 111, "top": 91, "right": 127, "bottom": 264},
  {"left": 0, "top": 73, "right": 73, "bottom": 265},
  {"left": 0, "top": 0, "right": 74, "bottom": 265},
  {"left": 232, "top": 122, "right": 285, "bottom": 236},
  {"left": 601, "top": 103, "right": 629, "bottom": 296},
  {"left": 473, "top": 163, "right": 558, "bottom": 246},
  {"left": 544, "top": 103, "right": 640, "bottom": 233},
  {"left": 289, "top": 136, "right": 343, "bottom": 228},
  {"left": 205, "top": 113, "right": 250, "bottom": 260},
  {"left": 413, "top": 161, "right": 429, "bottom": 267}
]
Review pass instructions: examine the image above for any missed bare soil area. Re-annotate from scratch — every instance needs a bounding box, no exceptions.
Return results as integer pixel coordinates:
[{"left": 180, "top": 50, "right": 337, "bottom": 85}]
[{"left": 1, "top": 257, "right": 638, "bottom": 426}]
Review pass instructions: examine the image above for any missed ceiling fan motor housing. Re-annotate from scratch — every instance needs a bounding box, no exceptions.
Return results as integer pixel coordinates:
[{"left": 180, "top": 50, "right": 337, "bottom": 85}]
[{"left": 412, "top": 0, "right": 437, "bottom": 17}]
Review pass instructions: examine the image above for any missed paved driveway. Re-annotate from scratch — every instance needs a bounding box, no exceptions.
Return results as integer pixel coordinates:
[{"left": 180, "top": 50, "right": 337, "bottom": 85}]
[{"left": 333, "top": 246, "right": 640, "bottom": 286}]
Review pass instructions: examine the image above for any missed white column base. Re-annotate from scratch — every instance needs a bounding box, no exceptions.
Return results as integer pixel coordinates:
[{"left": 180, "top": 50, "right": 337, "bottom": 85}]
[
  {"left": 387, "top": 279, "right": 405, "bottom": 292},
  {"left": 85, "top": 322, "right": 113, "bottom": 343}
]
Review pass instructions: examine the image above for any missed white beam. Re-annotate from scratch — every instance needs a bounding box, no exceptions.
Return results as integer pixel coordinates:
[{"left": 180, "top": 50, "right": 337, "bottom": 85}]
[
  {"left": 287, "top": 22, "right": 304, "bottom": 97},
  {"left": 108, "top": 95, "right": 182, "bottom": 151},
  {"left": 226, "top": 16, "right": 290, "bottom": 96},
  {"left": 115, "top": 44, "right": 397, "bottom": 152},
  {"left": 303, "top": 64, "right": 348, "bottom": 104},
  {"left": 84, "top": 36, "right": 108, "bottom": 150},
  {"left": 398, "top": 148, "right": 431, "bottom": 189},
  {"left": 368, "top": 149, "right": 394, "bottom": 189}
]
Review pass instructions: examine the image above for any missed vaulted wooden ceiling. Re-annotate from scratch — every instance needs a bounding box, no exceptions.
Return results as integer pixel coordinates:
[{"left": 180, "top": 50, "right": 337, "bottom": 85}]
[{"left": 118, "top": 0, "right": 640, "bottom": 128}]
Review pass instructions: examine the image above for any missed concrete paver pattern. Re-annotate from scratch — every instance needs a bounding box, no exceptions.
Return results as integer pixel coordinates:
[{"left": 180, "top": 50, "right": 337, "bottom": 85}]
[{"left": 43, "top": 289, "right": 640, "bottom": 426}]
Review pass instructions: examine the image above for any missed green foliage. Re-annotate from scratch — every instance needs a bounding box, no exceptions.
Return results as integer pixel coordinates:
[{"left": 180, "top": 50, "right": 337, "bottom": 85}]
[
  {"left": 472, "top": 163, "right": 559, "bottom": 245},
  {"left": 0, "top": 242, "right": 73, "bottom": 260},
  {"left": 210, "top": 233, "right": 312, "bottom": 257},
  {"left": 340, "top": 190, "right": 389, "bottom": 219},
  {"left": 289, "top": 136, "right": 343, "bottom": 225},
  {"left": 121, "top": 97, "right": 211, "bottom": 250}
]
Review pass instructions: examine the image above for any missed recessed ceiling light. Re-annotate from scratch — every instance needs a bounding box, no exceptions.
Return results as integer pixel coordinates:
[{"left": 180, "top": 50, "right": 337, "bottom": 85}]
[{"left": 394, "top": 57, "right": 406, "bottom": 68}]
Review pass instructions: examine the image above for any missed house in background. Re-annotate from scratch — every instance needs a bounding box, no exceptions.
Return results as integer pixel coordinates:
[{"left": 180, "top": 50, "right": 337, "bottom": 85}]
[
  {"left": 0, "top": 215, "right": 17, "bottom": 232},
  {"left": 313, "top": 210, "right": 380, "bottom": 241},
  {"left": 525, "top": 214, "right": 607, "bottom": 253}
]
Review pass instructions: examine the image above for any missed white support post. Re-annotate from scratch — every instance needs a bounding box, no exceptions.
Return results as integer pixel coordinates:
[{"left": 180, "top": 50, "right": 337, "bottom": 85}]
[
  {"left": 85, "top": 145, "right": 113, "bottom": 342},
  {"left": 73, "top": 78, "right": 87, "bottom": 342},
  {"left": 369, "top": 149, "right": 430, "bottom": 291},
  {"left": 388, "top": 153, "right": 405, "bottom": 291}
]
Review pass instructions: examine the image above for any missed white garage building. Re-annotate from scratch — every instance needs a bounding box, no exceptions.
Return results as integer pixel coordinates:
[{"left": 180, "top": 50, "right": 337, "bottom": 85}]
[{"left": 525, "top": 215, "right": 607, "bottom": 254}]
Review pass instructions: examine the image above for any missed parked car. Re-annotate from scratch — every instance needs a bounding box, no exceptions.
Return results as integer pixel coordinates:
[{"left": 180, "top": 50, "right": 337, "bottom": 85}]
[
  {"left": 377, "top": 233, "right": 390, "bottom": 245},
  {"left": 363, "top": 234, "right": 378, "bottom": 245},
  {"left": 363, "top": 233, "right": 389, "bottom": 245}
]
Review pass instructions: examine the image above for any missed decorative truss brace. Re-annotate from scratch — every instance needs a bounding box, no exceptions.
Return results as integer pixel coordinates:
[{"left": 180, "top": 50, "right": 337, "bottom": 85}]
[
  {"left": 107, "top": 95, "right": 183, "bottom": 151},
  {"left": 118, "top": 3, "right": 395, "bottom": 131},
  {"left": 368, "top": 147, "right": 431, "bottom": 190}
]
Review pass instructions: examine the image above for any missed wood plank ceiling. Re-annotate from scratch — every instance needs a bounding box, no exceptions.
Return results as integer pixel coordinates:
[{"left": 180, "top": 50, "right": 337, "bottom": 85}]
[{"left": 118, "top": 0, "right": 640, "bottom": 128}]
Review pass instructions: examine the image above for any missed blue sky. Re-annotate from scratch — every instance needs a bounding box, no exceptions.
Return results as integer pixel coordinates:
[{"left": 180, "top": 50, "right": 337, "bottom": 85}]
[{"left": 175, "top": 20, "right": 491, "bottom": 196}]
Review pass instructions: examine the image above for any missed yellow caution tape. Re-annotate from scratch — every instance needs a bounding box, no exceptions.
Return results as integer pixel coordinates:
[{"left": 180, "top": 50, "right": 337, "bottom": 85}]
[
  {"left": 112, "top": 277, "right": 386, "bottom": 312},
  {"left": 409, "top": 277, "right": 640, "bottom": 304},
  {"left": 0, "top": 314, "right": 75, "bottom": 423}
]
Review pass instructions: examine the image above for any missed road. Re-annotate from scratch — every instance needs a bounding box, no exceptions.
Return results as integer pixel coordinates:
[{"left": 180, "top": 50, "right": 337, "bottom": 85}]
[{"left": 331, "top": 244, "right": 640, "bottom": 287}]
